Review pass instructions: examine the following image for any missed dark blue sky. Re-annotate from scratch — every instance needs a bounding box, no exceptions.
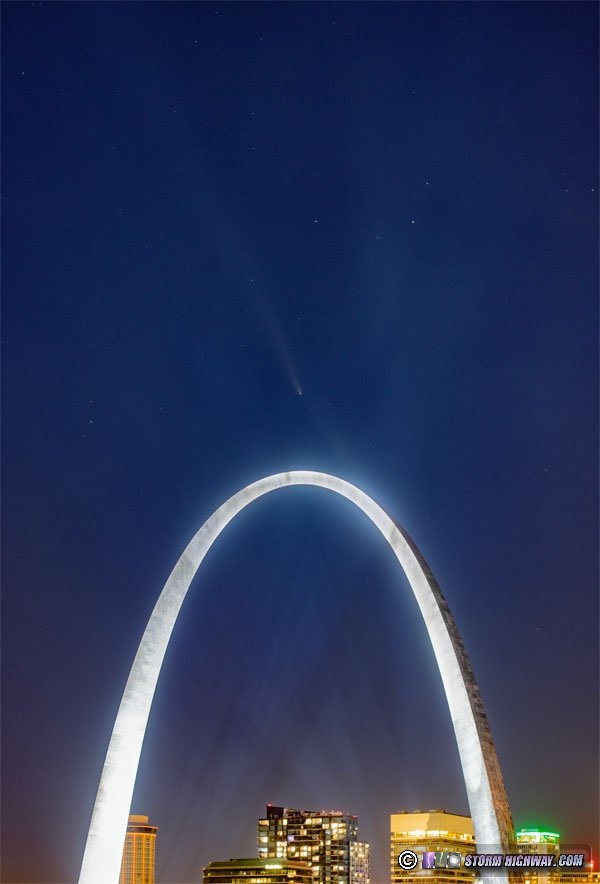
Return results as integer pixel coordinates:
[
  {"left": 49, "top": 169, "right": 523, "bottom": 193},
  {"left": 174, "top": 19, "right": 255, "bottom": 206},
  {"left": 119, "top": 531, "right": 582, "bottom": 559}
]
[{"left": 2, "top": 3, "right": 598, "bottom": 882}]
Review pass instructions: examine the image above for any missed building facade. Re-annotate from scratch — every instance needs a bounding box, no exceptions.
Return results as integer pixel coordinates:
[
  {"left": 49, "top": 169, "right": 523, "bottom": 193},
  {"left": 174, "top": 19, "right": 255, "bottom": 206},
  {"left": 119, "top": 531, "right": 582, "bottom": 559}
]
[
  {"left": 350, "top": 841, "right": 370, "bottom": 884},
  {"left": 390, "top": 810, "right": 476, "bottom": 884},
  {"left": 516, "top": 827, "right": 598, "bottom": 884},
  {"left": 119, "top": 814, "right": 157, "bottom": 884},
  {"left": 516, "top": 829, "right": 561, "bottom": 858},
  {"left": 258, "top": 805, "right": 370, "bottom": 884},
  {"left": 203, "top": 858, "right": 314, "bottom": 884}
]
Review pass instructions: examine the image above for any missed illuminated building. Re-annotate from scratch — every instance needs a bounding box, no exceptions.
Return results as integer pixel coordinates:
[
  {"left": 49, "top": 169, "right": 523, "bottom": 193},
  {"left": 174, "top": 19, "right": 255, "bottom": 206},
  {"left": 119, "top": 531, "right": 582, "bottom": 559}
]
[
  {"left": 516, "top": 829, "right": 560, "bottom": 857},
  {"left": 350, "top": 841, "right": 370, "bottom": 884},
  {"left": 258, "top": 805, "right": 370, "bottom": 884},
  {"left": 550, "top": 874, "right": 600, "bottom": 884},
  {"left": 514, "top": 827, "right": 561, "bottom": 884},
  {"left": 390, "top": 810, "right": 476, "bottom": 884},
  {"left": 203, "top": 858, "right": 313, "bottom": 884},
  {"left": 119, "top": 814, "right": 157, "bottom": 884},
  {"left": 516, "top": 827, "right": 597, "bottom": 884}
]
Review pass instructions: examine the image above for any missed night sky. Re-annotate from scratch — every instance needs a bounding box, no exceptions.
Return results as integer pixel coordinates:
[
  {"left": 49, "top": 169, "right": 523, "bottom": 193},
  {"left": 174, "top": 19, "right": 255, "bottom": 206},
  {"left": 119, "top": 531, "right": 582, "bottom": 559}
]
[{"left": 2, "top": 3, "right": 598, "bottom": 883}]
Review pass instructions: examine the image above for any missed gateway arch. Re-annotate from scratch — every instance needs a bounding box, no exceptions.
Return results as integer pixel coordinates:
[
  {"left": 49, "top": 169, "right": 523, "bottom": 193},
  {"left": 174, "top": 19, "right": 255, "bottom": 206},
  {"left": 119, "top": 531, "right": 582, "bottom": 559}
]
[{"left": 78, "top": 471, "right": 514, "bottom": 884}]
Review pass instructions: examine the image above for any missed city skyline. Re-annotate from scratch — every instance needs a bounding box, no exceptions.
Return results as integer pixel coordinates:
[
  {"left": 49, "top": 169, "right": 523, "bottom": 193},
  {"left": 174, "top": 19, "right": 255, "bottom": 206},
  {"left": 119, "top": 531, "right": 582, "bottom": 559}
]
[
  {"left": 117, "top": 802, "right": 595, "bottom": 884},
  {"left": 2, "top": 3, "right": 597, "bottom": 882}
]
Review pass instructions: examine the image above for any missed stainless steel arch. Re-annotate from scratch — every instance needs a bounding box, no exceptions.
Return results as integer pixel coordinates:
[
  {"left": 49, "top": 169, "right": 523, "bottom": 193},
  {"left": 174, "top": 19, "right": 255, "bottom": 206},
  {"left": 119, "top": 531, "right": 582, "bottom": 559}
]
[{"left": 78, "top": 471, "right": 513, "bottom": 883}]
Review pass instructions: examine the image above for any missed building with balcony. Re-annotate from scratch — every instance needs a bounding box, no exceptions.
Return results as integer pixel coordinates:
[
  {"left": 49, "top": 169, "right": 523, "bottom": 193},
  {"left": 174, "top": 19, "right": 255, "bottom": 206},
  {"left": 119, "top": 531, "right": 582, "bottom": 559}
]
[{"left": 258, "top": 805, "right": 370, "bottom": 884}]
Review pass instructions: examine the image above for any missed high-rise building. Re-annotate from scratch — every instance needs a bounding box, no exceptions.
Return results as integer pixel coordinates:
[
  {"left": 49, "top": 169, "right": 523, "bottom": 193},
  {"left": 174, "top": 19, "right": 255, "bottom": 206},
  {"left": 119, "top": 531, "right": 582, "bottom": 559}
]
[
  {"left": 258, "top": 805, "right": 370, "bottom": 884},
  {"left": 515, "top": 828, "right": 561, "bottom": 884},
  {"left": 516, "top": 827, "right": 599, "bottom": 884},
  {"left": 516, "top": 829, "right": 561, "bottom": 857},
  {"left": 203, "top": 858, "right": 314, "bottom": 884},
  {"left": 119, "top": 814, "right": 157, "bottom": 884},
  {"left": 390, "top": 810, "right": 476, "bottom": 884},
  {"left": 350, "top": 841, "right": 370, "bottom": 884}
]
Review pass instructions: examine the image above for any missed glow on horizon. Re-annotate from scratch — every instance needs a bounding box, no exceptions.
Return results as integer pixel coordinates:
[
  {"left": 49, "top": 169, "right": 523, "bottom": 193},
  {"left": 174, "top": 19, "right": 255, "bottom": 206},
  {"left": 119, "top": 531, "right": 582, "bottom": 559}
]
[{"left": 78, "top": 470, "right": 513, "bottom": 884}]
